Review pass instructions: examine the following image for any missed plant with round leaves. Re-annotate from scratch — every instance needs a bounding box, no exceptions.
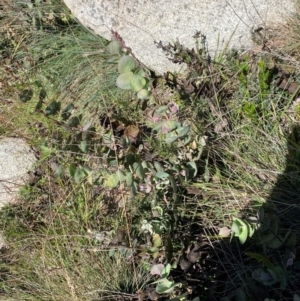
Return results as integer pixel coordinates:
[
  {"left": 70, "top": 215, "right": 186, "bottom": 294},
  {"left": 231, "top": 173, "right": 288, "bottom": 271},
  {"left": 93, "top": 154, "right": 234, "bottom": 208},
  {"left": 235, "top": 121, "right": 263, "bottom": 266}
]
[
  {"left": 252, "top": 266, "right": 286, "bottom": 288},
  {"left": 114, "top": 54, "right": 151, "bottom": 99},
  {"left": 230, "top": 216, "right": 258, "bottom": 244},
  {"left": 69, "top": 163, "right": 93, "bottom": 184},
  {"left": 257, "top": 213, "right": 297, "bottom": 250},
  {"left": 116, "top": 71, "right": 134, "bottom": 90},
  {"left": 118, "top": 55, "right": 137, "bottom": 73},
  {"left": 152, "top": 103, "right": 191, "bottom": 144},
  {"left": 152, "top": 264, "right": 181, "bottom": 295},
  {"left": 107, "top": 40, "right": 122, "bottom": 55}
]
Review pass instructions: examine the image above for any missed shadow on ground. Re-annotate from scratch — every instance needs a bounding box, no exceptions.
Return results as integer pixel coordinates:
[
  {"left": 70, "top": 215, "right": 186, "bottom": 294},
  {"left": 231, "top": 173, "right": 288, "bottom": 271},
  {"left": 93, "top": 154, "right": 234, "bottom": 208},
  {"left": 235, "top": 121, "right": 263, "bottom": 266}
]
[
  {"left": 176, "top": 125, "right": 300, "bottom": 301},
  {"left": 218, "top": 125, "right": 300, "bottom": 301},
  {"left": 268, "top": 125, "right": 300, "bottom": 228}
]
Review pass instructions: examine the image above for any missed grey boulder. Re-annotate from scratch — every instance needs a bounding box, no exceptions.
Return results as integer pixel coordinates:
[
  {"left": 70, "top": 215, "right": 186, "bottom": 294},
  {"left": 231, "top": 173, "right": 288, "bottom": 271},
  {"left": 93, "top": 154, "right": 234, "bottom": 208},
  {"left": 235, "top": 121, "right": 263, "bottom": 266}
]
[
  {"left": 63, "top": 0, "right": 295, "bottom": 74},
  {"left": 0, "top": 137, "right": 37, "bottom": 250}
]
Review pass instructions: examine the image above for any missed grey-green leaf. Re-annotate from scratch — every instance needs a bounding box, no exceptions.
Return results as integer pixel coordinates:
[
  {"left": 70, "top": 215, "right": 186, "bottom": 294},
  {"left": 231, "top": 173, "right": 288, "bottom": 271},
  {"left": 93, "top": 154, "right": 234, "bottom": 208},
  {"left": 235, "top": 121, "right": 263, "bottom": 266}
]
[
  {"left": 54, "top": 165, "right": 65, "bottom": 178},
  {"left": 104, "top": 173, "right": 119, "bottom": 188},
  {"left": 130, "top": 74, "right": 146, "bottom": 92},
  {"left": 126, "top": 172, "right": 134, "bottom": 186},
  {"left": 19, "top": 88, "right": 33, "bottom": 102},
  {"left": 118, "top": 55, "right": 136, "bottom": 73},
  {"left": 74, "top": 168, "right": 87, "bottom": 183},
  {"left": 80, "top": 140, "right": 88, "bottom": 153},
  {"left": 116, "top": 170, "right": 126, "bottom": 182},
  {"left": 69, "top": 163, "right": 76, "bottom": 177},
  {"left": 156, "top": 105, "right": 169, "bottom": 115},
  {"left": 135, "top": 68, "right": 148, "bottom": 77},
  {"left": 156, "top": 281, "right": 177, "bottom": 295},
  {"left": 133, "top": 163, "right": 146, "bottom": 180},
  {"left": 176, "top": 125, "right": 190, "bottom": 138},
  {"left": 235, "top": 288, "right": 247, "bottom": 301},
  {"left": 165, "top": 132, "right": 179, "bottom": 144},
  {"left": 161, "top": 120, "right": 181, "bottom": 134},
  {"left": 137, "top": 88, "right": 150, "bottom": 100},
  {"left": 153, "top": 121, "right": 164, "bottom": 132},
  {"left": 186, "top": 161, "right": 198, "bottom": 178},
  {"left": 107, "top": 40, "right": 122, "bottom": 55},
  {"left": 116, "top": 72, "right": 134, "bottom": 89},
  {"left": 45, "top": 101, "right": 61, "bottom": 116},
  {"left": 154, "top": 162, "right": 164, "bottom": 173},
  {"left": 155, "top": 171, "right": 169, "bottom": 179}
]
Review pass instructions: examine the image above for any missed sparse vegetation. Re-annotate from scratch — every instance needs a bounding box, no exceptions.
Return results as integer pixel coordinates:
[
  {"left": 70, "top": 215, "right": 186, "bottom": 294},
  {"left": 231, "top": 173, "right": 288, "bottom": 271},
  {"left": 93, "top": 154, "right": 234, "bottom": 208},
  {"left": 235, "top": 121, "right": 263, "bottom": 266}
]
[{"left": 1, "top": 1, "right": 300, "bottom": 301}]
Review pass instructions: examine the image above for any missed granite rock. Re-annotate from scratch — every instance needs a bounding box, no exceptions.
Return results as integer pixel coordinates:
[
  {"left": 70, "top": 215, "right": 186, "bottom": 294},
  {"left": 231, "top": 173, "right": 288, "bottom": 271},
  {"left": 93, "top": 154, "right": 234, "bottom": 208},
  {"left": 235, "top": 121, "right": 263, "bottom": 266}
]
[
  {"left": 0, "top": 137, "right": 36, "bottom": 209},
  {"left": 63, "top": 0, "right": 295, "bottom": 74},
  {"left": 0, "top": 137, "right": 37, "bottom": 250}
]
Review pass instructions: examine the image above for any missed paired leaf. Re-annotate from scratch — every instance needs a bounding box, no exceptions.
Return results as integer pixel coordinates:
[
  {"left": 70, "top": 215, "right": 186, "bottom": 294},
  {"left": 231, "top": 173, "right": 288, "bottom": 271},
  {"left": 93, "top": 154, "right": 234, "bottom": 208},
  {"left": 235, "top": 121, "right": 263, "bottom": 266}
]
[
  {"left": 132, "top": 162, "right": 145, "bottom": 180},
  {"left": 115, "top": 169, "right": 126, "bottom": 182},
  {"left": 267, "top": 230, "right": 291, "bottom": 249},
  {"left": 154, "top": 161, "right": 165, "bottom": 173},
  {"left": 246, "top": 252, "right": 274, "bottom": 270},
  {"left": 137, "top": 88, "right": 150, "bottom": 100},
  {"left": 161, "top": 120, "right": 181, "bottom": 134},
  {"left": 104, "top": 173, "right": 119, "bottom": 188},
  {"left": 153, "top": 121, "right": 164, "bottom": 132},
  {"left": 45, "top": 101, "right": 61, "bottom": 116},
  {"left": 61, "top": 103, "right": 74, "bottom": 120},
  {"left": 176, "top": 125, "right": 190, "bottom": 138},
  {"left": 74, "top": 168, "right": 87, "bottom": 183},
  {"left": 130, "top": 74, "right": 146, "bottom": 92},
  {"left": 54, "top": 164, "right": 65, "bottom": 178},
  {"left": 19, "top": 88, "right": 33, "bottom": 102},
  {"left": 156, "top": 280, "right": 178, "bottom": 295},
  {"left": 252, "top": 266, "right": 286, "bottom": 288},
  {"left": 235, "top": 288, "right": 247, "bottom": 301},
  {"left": 153, "top": 233, "right": 162, "bottom": 248},
  {"left": 126, "top": 171, "right": 134, "bottom": 186},
  {"left": 80, "top": 139, "right": 88, "bottom": 153},
  {"left": 186, "top": 161, "right": 198, "bottom": 178},
  {"left": 107, "top": 40, "right": 122, "bottom": 54},
  {"left": 165, "top": 132, "right": 179, "bottom": 144},
  {"left": 163, "top": 124, "right": 190, "bottom": 144},
  {"left": 152, "top": 264, "right": 179, "bottom": 295},
  {"left": 118, "top": 55, "right": 136, "bottom": 73},
  {"left": 69, "top": 163, "right": 76, "bottom": 177},
  {"left": 162, "top": 264, "right": 171, "bottom": 278},
  {"left": 155, "top": 171, "right": 169, "bottom": 179},
  {"left": 156, "top": 105, "right": 169, "bottom": 115},
  {"left": 82, "top": 119, "right": 93, "bottom": 132},
  {"left": 68, "top": 116, "right": 81, "bottom": 127},
  {"left": 231, "top": 217, "right": 248, "bottom": 244},
  {"left": 116, "top": 72, "right": 133, "bottom": 89}
]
